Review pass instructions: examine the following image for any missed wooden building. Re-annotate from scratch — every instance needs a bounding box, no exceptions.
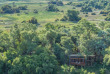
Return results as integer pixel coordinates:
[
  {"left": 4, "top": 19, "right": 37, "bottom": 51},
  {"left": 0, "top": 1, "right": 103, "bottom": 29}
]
[{"left": 69, "top": 54, "right": 95, "bottom": 67}]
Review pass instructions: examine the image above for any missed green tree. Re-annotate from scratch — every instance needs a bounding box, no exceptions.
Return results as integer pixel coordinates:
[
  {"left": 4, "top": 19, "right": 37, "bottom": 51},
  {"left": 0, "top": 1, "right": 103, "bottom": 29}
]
[
  {"left": 46, "top": 4, "right": 59, "bottom": 12},
  {"left": 104, "top": 47, "right": 110, "bottom": 66},
  {"left": 67, "top": 10, "right": 81, "bottom": 21}
]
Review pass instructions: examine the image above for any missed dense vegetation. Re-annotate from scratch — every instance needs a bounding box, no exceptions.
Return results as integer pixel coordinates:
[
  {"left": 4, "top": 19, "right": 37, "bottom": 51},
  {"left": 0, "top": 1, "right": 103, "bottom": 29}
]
[
  {"left": 0, "top": 0, "right": 110, "bottom": 74},
  {"left": 0, "top": 5, "right": 27, "bottom": 14}
]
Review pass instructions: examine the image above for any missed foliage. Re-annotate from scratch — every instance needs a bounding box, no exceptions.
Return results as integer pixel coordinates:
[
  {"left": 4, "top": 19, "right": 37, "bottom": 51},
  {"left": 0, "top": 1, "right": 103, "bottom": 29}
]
[
  {"left": 1, "top": 5, "right": 20, "bottom": 13},
  {"left": 81, "top": 5, "right": 92, "bottom": 12},
  {"left": 91, "top": 12, "right": 96, "bottom": 15},
  {"left": 0, "top": 0, "right": 110, "bottom": 73},
  {"left": 33, "top": 9, "right": 38, "bottom": 13},
  {"left": 61, "top": 10, "right": 81, "bottom": 21},
  {"left": 48, "top": 0, "right": 63, "bottom": 6},
  {"left": 100, "top": 11, "right": 109, "bottom": 15},
  {"left": 105, "top": 16, "right": 110, "bottom": 21},
  {"left": 99, "top": 68, "right": 106, "bottom": 74},
  {"left": 66, "top": 2, "right": 72, "bottom": 5},
  {"left": 0, "top": 5, "right": 28, "bottom": 14},
  {"left": 28, "top": 17, "right": 38, "bottom": 25},
  {"left": 60, "top": 16, "right": 68, "bottom": 21},
  {"left": 18, "top": 5, "right": 27, "bottom": 10},
  {"left": 46, "top": 4, "right": 59, "bottom": 12},
  {"left": 104, "top": 47, "right": 110, "bottom": 66}
]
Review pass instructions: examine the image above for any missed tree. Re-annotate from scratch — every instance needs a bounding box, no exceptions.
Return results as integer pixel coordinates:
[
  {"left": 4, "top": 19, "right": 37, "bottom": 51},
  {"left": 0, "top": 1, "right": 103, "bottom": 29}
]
[
  {"left": 0, "top": 31, "right": 10, "bottom": 52},
  {"left": 10, "top": 23, "right": 40, "bottom": 55},
  {"left": 60, "top": 36, "right": 74, "bottom": 54},
  {"left": 53, "top": 43, "right": 66, "bottom": 64},
  {"left": 18, "top": 5, "right": 27, "bottom": 10},
  {"left": 105, "top": 16, "right": 110, "bottom": 21},
  {"left": 46, "top": 30, "right": 57, "bottom": 49},
  {"left": 46, "top": 4, "right": 59, "bottom": 12},
  {"left": 104, "top": 47, "right": 110, "bottom": 66},
  {"left": 28, "top": 17, "right": 38, "bottom": 25},
  {"left": 67, "top": 10, "right": 81, "bottom": 21},
  {"left": 8, "top": 49, "right": 58, "bottom": 74},
  {"left": 48, "top": 0, "right": 63, "bottom": 6},
  {"left": 45, "top": 23, "right": 55, "bottom": 31},
  {"left": 81, "top": 5, "right": 92, "bottom": 12},
  {"left": 106, "top": 3, "right": 110, "bottom": 10}
]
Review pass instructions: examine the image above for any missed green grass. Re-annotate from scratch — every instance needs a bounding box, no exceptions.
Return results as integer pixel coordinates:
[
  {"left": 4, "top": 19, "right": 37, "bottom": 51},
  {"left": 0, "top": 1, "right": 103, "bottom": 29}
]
[{"left": 0, "top": 1, "right": 108, "bottom": 30}]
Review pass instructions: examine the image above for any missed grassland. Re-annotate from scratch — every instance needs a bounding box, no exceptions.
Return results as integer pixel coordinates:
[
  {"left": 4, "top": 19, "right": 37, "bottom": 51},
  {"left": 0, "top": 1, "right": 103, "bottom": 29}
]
[{"left": 0, "top": 1, "right": 109, "bottom": 30}]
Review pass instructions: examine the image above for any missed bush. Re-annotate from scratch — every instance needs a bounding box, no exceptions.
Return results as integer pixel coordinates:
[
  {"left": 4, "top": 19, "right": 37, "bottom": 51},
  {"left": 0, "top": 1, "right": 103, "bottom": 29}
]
[
  {"left": 100, "top": 68, "right": 106, "bottom": 74},
  {"left": 55, "top": 19, "right": 59, "bottom": 22},
  {"left": 18, "top": 6, "right": 27, "bottom": 10},
  {"left": 0, "top": 5, "right": 29, "bottom": 14},
  {"left": 75, "top": 3, "right": 83, "bottom": 7},
  {"left": 61, "top": 10, "right": 81, "bottom": 21},
  {"left": 1, "top": 5, "right": 14, "bottom": 13},
  {"left": 60, "top": 16, "right": 68, "bottom": 21},
  {"left": 28, "top": 17, "right": 38, "bottom": 24},
  {"left": 17, "top": 13, "right": 20, "bottom": 16},
  {"left": 81, "top": 6, "right": 92, "bottom": 12},
  {"left": 83, "top": 12, "right": 88, "bottom": 14},
  {"left": 33, "top": 9, "right": 38, "bottom": 13},
  {"left": 1, "top": 5, "right": 20, "bottom": 14},
  {"left": 13, "top": 8, "right": 20, "bottom": 13},
  {"left": 48, "top": 1, "right": 57, "bottom": 4},
  {"left": 46, "top": 4, "right": 59, "bottom": 12},
  {"left": 56, "top": 1, "right": 63, "bottom": 6},
  {"left": 48, "top": 1, "right": 63, "bottom": 6},
  {"left": 95, "top": 5, "right": 103, "bottom": 9},
  {"left": 85, "top": 15, "right": 88, "bottom": 17},
  {"left": 60, "top": 10, "right": 64, "bottom": 13},
  {"left": 105, "top": 16, "right": 110, "bottom": 21},
  {"left": 91, "top": 12, "right": 96, "bottom": 15},
  {"left": 73, "top": 7, "right": 76, "bottom": 9},
  {"left": 100, "top": 11, "right": 109, "bottom": 14},
  {"left": 24, "top": 12, "right": 29, "bottom": 14},
  {"left": 67, "top": 10, "right": 81, "bottom": 21},
  {"left": 66, "top": 2, "right": 72, "bottom": 5},
  {"left": 102, "top": 14, "right": 107, "bottom": 16}
]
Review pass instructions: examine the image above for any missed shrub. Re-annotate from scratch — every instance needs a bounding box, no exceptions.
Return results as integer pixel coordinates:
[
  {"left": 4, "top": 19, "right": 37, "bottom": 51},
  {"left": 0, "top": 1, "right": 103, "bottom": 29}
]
[
  {"left": 28, "top": 17, "right": 38, "bottom": 24},
  {"left": 13, "top": 8, "right": 20, "bottom": 13},
  {"left": 66, "top": 2, "right": 72, "bottom": 5},
  {"left": 105, "top": 16, "right": 110, "bottom": 21},
  {"left": 85, "top": 12, "right": 88, "bottom": 14},
  {"left": 100, "top": 11, "right": 109, "bottom": 14},
  {"left": 61, "top": 10, "right": 81, "bottom": 21},
  {"left": 17, "top": 13, "right": 20, "bottom": 16},
  {"left": 55, "top": 19, "right": 59, "bottom": 22},
  {"left": 24, "top": 12, "right": 29, "bottom": 14},
  {"left": 48, "top": 1, "right": 56, "bottom": 4},
  {"left": 85, "top": 15, "right": 88, "bottom": 17},
  {"left": 67, "top": 10, "right": 81, "bottom": 21},
  {"left": 46, "top": 4, "right": 59, "bottom": 12},
  {"left": 91, "top": 12, "right": 96, "bottom": 15},
  {"left": 102, "top": 14, "right": 107, "bottom": 16},
  {"left": 1, "top": 5, "right": 14, "bottom": 13},
  {"left": 1, "top": 5, "right": 20, "bottom": 14},
  {"left": 81, "top": 6, "right": 92, "bottom": 12},
  {"left": 33, "top": 9, "right": 38, "bottom": 13},
  {"left": 73, "top": 7, "right": 76, "bottom": 9},
  {"left": 56, "top": 1, "right": 63, "bottom": 6},
  {"left": 75, "top": 3, "right": 83, "bottom": 7},
  {"left": 18, "top": 6, "right": 27, "bottom": 10},
  {"left": 21, "top": 20, "right": 26, "bottom": 23},
  {"left": 100, "top": 68, "right": 106, "bottom": 74},
  {"left": 60, "top": 16, "right": 68, "bottom": 21},
  {"left": 48, "top": 1, "right": 63, "bottom": 6},
  {"left": 60, "top": 10, "right": 64, "bottom": 13}
]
